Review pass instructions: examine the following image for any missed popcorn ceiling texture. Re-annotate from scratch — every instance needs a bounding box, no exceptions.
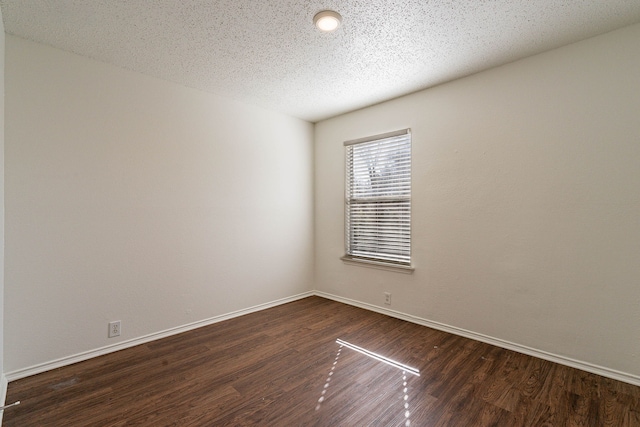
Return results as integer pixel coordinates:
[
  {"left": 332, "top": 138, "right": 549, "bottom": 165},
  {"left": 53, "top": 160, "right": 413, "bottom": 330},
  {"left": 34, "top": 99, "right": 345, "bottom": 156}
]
[{"left": 1, "top": 0, "right": 640, "bottom": 122}]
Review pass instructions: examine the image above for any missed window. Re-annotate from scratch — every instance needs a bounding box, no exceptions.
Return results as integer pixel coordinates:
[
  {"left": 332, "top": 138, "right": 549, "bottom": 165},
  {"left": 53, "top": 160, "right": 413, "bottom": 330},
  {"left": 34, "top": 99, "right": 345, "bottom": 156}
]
[{"left": 343, "top": 129, "right": 412, "bottom": 269}]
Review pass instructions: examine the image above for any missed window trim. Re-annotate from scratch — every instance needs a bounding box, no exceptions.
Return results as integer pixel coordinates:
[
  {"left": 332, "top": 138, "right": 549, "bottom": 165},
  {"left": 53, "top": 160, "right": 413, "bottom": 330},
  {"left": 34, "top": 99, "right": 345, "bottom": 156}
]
[
  {"left": 343, "top": 129, "right": 410, "bottom": 147},
  {"left": 341, "top": 255, "right": 415, "bottom": 273},
  {"left": 343, "top": 128, "right": 413, "bottom": 271}
]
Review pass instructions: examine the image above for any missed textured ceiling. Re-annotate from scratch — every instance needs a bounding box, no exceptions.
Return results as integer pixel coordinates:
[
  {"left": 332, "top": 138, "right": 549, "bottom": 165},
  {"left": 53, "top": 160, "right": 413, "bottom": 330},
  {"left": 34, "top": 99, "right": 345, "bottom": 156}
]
[{"left": 2, "top": 1, "right": 640, "bottom": 122}]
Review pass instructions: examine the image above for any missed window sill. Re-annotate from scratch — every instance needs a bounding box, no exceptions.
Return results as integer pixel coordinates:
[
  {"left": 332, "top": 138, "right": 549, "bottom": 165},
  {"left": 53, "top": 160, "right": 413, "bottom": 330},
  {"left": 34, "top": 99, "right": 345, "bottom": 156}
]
[{"left": 341, "top": 256, "right": 414, "bottom": 274}]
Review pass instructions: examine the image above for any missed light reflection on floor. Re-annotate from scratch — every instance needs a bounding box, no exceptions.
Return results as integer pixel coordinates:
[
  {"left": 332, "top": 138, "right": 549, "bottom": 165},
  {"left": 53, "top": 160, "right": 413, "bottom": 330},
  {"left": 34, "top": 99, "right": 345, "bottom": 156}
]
[{"left": 316, "top": 339, "right": 420, "bottom": 427}]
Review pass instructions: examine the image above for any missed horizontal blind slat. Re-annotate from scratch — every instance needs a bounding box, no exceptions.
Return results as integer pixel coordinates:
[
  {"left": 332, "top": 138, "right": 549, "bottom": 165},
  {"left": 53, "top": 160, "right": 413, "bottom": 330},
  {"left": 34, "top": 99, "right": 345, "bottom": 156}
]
[{"left": 345, "top": 131, "right": 411, "bottom": 266}]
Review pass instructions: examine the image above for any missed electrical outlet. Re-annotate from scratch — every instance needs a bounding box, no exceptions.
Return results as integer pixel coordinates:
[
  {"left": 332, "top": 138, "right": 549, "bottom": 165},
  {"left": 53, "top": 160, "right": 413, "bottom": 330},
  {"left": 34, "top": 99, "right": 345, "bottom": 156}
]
[
  {"left": 384, "top": 292, "right": 391, "bottom": 305},
  {"left": 108, "top": 321, "right": 121, "bottom": 338}
]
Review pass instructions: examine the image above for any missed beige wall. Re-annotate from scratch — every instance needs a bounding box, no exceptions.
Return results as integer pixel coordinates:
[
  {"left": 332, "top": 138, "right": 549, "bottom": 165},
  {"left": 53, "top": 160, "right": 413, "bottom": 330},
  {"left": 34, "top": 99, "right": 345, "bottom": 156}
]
[
  {"left": 315, "top": 24, "right": 640, "bottom": 380},
  {"left": 0, "top": 6, "right": 5, "bottom": 387},
  {"left": 4, "top": 36, "right": 314, "bottom": 373},
  {"left": 4, "top": 21, "right": 640, "bottom": 385}
]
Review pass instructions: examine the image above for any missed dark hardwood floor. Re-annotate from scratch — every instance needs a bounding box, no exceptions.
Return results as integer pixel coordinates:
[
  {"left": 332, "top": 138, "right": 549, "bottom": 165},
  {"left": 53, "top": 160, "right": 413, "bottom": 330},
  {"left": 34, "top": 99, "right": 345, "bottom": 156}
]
[{"left": 4, "top": 296, "right": 640, "bottom": 426}]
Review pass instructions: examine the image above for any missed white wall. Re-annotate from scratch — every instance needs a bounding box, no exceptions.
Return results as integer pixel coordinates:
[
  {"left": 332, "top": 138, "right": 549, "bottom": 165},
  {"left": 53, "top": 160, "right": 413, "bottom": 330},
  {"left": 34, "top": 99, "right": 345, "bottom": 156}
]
[
  {"left": 0, "top": 5, "right": 6, "bottom": 387},
  {"left": 4, "top": 36, "right": 314, "bottom": 373},
  {"left": 315, "top": 23, "right": 640, "bottom": 380}
]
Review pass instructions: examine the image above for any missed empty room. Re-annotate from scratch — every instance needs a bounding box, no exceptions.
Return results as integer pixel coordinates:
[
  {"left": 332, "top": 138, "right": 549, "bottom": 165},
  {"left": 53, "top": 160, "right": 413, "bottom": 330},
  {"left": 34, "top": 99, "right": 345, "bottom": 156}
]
[{"left": 0, "top": 1, "right": 639, "bottom": 426}]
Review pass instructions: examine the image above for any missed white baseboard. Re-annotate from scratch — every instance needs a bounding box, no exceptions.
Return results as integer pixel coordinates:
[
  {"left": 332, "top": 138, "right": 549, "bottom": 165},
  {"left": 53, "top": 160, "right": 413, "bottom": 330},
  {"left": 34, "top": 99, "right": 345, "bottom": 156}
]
[
  {"left": 0, "top": 374, "right": 6, "bottom": 404},
  {"left": 0, "top": 374, "right": 7, "bottom": 426},
  {"left": 314, "top": 291, "right": 640, "bottom": 387},
  {"left": 5, "top": 291, "right": 314, "bottom": 382},
  {"left": 5, "top": 290, "right": 639, "bottom": 388}
]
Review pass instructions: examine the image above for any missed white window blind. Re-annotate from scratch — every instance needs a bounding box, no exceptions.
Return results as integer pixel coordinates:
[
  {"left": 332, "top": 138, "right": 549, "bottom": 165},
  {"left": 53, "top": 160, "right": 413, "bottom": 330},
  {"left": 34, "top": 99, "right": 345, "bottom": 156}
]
[{"left": 344, "top": 129, "right": 411, "bottom": 266}]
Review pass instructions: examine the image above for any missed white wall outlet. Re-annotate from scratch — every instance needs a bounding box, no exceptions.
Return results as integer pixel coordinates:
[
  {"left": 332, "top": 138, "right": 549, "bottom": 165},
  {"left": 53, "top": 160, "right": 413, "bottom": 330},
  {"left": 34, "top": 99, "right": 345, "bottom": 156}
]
[
  {"left": 384, "top": 292, "right": 391, "bottom": 305},
  {"left": 108, "top": 320, "right": 121, "bottom": 338}
]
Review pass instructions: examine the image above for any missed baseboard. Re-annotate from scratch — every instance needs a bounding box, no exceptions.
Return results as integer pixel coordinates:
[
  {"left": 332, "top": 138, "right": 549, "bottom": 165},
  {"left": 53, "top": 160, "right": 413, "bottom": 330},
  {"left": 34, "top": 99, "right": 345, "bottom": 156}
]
[
  {"left": 314, "top": 291, "right": 640, "bottom": 387},
  {"left": 5, "top": 291, "right": 314, "bottom": 382},
  {"left": 7, "top": 289, "right": 639, "bottom": 388},
  {"left": 0, "top": 374, "right": 7, "bottom": 426}
]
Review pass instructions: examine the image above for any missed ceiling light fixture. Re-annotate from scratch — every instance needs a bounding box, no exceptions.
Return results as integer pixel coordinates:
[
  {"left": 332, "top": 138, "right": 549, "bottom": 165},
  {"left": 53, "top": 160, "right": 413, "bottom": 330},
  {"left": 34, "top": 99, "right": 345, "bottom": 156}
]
[{"left": 313, "top": 10, "right": 342, "bottom": 32}]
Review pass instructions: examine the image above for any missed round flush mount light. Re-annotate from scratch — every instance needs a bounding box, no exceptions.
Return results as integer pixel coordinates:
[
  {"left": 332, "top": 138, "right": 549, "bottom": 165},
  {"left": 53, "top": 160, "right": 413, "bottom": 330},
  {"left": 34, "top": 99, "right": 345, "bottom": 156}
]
[{"left": 313, "top": 10, "right": 342, "bottom": 32}]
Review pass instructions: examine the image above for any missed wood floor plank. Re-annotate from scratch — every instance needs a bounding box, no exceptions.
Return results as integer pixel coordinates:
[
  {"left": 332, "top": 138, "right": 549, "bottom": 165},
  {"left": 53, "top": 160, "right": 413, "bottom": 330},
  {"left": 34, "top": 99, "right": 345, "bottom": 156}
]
[{"left": 4, "top": 296, "right": 640, "bottom": 426}]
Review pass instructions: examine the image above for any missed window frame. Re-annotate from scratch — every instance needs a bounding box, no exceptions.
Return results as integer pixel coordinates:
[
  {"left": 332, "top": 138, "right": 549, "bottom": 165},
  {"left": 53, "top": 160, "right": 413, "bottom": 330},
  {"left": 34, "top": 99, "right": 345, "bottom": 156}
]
[{"left": 341, "top": 129, "right": 413, "bottom": 272}]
